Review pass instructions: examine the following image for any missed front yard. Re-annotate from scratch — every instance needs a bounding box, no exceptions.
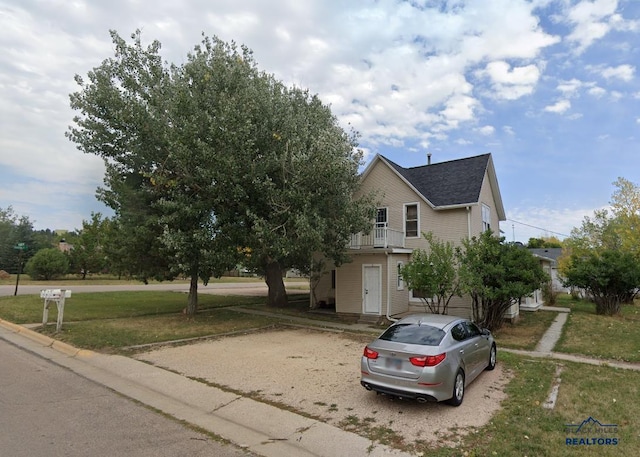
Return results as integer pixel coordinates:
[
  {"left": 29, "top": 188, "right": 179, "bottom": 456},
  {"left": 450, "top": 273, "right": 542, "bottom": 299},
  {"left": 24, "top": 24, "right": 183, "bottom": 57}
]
[{"left": 1, "top": 290, "right": 638, "bottom": 455}]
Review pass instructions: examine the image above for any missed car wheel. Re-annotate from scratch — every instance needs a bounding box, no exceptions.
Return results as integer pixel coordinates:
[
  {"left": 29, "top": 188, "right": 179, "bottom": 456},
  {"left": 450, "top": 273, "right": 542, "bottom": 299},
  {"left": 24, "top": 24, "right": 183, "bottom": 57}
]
[
  {"left": 447, "top": 369, "right": 465, "bottom": 406},
  {"left": 486, "top": 344, "right": 497, "bottom": 371}
]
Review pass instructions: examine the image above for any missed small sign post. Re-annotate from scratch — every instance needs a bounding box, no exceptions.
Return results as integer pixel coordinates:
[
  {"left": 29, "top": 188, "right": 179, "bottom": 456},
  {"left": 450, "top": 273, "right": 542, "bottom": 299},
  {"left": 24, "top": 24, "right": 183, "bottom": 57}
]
[{"left": 13, "top": 243, "right": 28, "bottom": 296}]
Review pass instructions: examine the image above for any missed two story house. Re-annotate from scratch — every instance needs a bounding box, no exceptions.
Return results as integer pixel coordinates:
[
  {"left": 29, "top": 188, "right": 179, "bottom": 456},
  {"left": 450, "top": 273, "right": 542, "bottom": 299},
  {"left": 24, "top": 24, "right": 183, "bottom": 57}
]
[{"left": 311, "top": 152, "right": 506, "bottom": 321}]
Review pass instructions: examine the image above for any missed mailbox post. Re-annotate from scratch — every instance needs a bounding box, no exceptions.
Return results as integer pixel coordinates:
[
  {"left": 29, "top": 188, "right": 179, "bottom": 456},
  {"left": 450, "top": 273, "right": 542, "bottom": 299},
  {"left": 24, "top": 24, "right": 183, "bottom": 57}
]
[{"left": 41, "top": 289, "right": 72, "bottom": 333}]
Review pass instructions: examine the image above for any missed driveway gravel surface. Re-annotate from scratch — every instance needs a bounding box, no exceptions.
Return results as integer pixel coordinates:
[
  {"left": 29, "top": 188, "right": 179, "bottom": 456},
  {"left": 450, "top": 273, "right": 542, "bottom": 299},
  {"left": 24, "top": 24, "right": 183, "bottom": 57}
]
[{"left": 136, "top": 327, "right": 511, "bottom": 449}]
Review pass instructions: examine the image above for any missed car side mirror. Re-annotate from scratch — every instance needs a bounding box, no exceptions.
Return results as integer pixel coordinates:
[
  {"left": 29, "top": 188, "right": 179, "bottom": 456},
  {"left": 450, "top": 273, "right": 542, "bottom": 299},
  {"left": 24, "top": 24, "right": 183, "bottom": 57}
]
[{"left": 481, "top": 328, "right": 491, "bottom": 336}]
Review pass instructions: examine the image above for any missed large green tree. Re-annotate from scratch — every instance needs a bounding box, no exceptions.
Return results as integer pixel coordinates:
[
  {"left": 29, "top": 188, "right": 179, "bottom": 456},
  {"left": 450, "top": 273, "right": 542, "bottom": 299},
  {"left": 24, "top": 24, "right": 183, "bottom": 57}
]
[
  {"left": 68, "top": 31, "right": 375, "bottom": 312},
  {"left": 213, "top": 80, "right": 376, "bottom": 307},
  {"left": 458, "top": 231, "right": 548, "bottom": 331},
  {"left": 68, "top": 212, "right": 109, "bottom": 279},
  {"left": 562, "top": 249, "right": 640, "bottom": 315},
  {"left": 559, "top": 177, "right": 640, "bottom": 308}
]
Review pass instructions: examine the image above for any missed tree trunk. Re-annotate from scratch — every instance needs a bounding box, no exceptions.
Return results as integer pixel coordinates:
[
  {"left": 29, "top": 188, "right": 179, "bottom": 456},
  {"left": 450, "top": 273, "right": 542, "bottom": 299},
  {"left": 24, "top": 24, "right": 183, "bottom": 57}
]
[
  {"left": 186, "top": 273, "right": 198, "bottom": 317},
  {"left": 265, "top": 260, "right": 288, "bottom": 307}
]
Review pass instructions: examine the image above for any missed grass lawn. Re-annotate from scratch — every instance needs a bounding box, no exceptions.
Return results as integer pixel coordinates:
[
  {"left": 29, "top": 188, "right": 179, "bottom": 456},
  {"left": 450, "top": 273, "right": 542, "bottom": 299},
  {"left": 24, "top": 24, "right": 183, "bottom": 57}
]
[
  {"left": 555, "top": 295, "right": 640, "bottom": 363},
  {"left": 0, "top": 291, "right": 266, "bottom": 324},
  {"left": 493, "top": 309, "right": 558, "bottom": 350},
  {"left": 428, "top": 352, "right": 639, "bottom": 456}
]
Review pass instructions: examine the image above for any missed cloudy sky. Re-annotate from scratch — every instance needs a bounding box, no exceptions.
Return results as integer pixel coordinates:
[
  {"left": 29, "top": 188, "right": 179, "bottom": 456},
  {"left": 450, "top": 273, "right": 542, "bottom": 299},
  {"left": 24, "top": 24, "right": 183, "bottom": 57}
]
[{"left": 1, "top": 0, "right": 639, "bottom": 243}]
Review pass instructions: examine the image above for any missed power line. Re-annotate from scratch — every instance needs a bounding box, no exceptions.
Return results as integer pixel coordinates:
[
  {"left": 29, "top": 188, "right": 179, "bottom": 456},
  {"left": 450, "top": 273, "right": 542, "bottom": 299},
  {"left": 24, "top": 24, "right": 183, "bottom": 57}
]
[{"left": 506, "top": 219, "right": 571, "bottom": 239}]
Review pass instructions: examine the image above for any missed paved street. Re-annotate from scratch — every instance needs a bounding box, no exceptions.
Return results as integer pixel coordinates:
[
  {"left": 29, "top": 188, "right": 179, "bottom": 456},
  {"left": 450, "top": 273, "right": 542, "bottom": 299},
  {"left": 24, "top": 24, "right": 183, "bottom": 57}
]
[{"left": 0, "top": 339, "right": 255, "bottom": 457}]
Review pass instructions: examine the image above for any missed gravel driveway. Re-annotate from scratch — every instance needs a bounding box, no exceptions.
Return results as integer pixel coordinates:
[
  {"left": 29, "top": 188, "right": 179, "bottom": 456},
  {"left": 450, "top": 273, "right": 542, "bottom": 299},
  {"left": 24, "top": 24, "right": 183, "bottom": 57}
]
[{"left": 136, "top": 327, "right": 511, "bottom": 450}]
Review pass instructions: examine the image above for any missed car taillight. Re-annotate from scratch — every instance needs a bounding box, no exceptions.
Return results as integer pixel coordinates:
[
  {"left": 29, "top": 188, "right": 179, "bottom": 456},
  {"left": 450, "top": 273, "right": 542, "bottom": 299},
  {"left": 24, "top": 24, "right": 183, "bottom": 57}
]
[
  {"left": 410, "top": 353, "right": 446, "bottom": 367},
  {"left": 363, "top": 347, "right": 379, "bottom": 359}
]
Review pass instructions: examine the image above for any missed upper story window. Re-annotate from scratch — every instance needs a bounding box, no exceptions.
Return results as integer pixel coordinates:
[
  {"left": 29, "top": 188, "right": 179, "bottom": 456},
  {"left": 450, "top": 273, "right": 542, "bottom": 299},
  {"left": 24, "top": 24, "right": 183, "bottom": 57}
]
[
  {"left": 482, "top": 204, "right": 491, "bottom": 232},
  {"left": 404, "top": 203, "right": 419, "bottom": 237}
]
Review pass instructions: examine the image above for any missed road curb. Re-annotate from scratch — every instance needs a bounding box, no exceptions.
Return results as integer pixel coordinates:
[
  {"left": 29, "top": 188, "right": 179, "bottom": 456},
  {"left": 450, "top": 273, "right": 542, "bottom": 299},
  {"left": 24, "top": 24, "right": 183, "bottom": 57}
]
[
  {"left": 52, "top": 340, "right": 81, "bottom": 357},
  {"left": 0, "top": 318, "right": 55, "bottom": 349}
]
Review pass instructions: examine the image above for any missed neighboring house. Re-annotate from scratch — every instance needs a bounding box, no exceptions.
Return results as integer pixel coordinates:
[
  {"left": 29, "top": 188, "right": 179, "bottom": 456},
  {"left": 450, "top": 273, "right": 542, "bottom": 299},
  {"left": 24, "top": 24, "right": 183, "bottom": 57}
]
[
  {"left": 528, "top": 248, "right": 568, "bottom": 293},
  {"left": 58, "top": 239, "right": 73, "bottom": 253},
  {"left": 513, "top": 251, "right": 555, "bottom": 314},
  {"left": 311, "top": 153, "right": 506, "bottom": 322}
]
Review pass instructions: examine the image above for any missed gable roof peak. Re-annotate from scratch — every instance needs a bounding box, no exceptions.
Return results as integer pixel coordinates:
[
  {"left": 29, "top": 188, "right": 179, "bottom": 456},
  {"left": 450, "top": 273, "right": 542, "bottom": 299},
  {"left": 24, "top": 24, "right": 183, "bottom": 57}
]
[{"left": 363, "top": 152, "right": 505, "bottom": 221}]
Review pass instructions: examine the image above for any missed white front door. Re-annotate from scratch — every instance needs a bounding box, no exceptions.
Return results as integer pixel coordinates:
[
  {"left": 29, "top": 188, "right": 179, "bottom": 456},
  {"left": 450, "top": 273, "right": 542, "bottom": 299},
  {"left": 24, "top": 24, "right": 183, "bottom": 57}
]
[{"left": 363, "top": 265, "right": 382, "bottom": 314}]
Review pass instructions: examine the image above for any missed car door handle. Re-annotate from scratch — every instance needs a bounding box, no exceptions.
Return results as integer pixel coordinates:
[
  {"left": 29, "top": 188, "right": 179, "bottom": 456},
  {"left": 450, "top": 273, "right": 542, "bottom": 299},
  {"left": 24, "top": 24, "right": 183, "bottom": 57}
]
[{"left": 459, "top": 349, "right": 464, "bottom": 354}]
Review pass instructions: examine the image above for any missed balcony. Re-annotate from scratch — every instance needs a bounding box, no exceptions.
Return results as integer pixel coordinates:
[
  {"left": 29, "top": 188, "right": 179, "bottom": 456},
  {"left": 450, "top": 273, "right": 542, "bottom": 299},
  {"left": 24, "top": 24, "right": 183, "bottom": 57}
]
[{"left": 350, "top": 226, "right": 405, "bottom": 249}]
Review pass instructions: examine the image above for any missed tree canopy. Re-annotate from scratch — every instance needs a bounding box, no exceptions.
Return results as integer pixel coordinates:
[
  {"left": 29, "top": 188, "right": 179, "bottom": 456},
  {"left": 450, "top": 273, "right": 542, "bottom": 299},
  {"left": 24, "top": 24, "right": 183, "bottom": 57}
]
[
  {"left": 458, "top": 231, "right": 548, "bottom": 331},
  {"left": 400, "top": 232, "right": 460, "bottom": 315},
  {"left": 0, "top": 206, "right": 38, "bottom": 274},
  {"left": 559, "top": 177, "right": 640, "bottom": 311},
  {"left": 67, "top": 31, "right": 375, "bottom": 314}
]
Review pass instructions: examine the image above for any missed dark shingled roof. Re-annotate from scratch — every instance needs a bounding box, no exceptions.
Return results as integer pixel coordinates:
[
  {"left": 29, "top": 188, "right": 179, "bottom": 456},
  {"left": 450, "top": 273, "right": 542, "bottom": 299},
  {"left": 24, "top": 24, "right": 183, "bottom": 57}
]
[{"left": 383, "top": 154, "right": 491, "bottom": 207}]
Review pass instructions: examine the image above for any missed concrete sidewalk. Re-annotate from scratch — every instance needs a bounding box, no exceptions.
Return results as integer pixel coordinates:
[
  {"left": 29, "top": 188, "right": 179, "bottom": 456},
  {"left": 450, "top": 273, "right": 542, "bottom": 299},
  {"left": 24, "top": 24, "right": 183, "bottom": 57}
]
[{"left": 0, "top": 318, "right": 410, "bottom": 457}]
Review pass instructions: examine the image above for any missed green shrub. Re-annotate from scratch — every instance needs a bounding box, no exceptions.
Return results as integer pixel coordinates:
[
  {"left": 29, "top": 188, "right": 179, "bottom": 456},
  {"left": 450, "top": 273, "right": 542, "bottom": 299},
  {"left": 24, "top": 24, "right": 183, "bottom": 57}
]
[{"left": 24, "top": 248, "right": 69, "bottom": 280}]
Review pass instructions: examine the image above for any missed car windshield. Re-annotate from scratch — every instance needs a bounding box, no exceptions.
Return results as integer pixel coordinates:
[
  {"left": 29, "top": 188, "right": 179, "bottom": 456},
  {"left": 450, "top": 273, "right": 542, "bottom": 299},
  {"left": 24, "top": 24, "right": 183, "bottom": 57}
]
[{"left": 379, "top": 323, "right": 445, "bottom": 346}]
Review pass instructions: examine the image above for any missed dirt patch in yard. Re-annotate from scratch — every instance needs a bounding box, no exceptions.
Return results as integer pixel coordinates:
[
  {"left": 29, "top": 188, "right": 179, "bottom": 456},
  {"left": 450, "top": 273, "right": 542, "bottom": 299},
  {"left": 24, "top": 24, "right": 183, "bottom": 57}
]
[{"left": 136, "top": 327, "right": 511, "bottom": 450}]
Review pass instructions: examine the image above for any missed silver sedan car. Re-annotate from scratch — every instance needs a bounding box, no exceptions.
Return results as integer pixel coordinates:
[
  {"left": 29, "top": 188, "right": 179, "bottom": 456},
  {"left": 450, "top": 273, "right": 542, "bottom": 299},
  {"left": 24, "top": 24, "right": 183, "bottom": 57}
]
[{"left": 361, "top": 314, "right": 496, "bottom": 406}]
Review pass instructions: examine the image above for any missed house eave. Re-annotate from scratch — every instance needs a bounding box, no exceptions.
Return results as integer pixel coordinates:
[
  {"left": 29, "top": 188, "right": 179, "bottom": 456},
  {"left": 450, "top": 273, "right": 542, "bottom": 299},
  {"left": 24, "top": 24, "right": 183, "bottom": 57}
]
[{"left": 433, "top": 202, "right": 478, "bottom": 211}]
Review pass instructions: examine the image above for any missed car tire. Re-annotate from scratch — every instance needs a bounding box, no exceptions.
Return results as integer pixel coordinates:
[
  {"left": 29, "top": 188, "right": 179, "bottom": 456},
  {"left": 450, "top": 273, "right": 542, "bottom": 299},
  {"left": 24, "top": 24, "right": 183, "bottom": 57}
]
[
  {"left": 486, "top": 344, "right": 497, "bottom": 371},
  {"left": 447, "top": 369, "right": 465, "bottom": 406}
]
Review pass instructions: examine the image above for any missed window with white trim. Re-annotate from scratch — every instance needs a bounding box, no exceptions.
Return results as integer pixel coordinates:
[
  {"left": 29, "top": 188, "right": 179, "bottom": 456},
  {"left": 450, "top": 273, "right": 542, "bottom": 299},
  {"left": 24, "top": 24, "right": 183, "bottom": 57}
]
[
  {"left": 397, "top": 261, "right": 404, "bottom": 290},
  {"left": 482, "top": 204, "right": 491, "bottom": 232},
  {"left": 404, "top": 203, "right": 419, "bottom": 237}
]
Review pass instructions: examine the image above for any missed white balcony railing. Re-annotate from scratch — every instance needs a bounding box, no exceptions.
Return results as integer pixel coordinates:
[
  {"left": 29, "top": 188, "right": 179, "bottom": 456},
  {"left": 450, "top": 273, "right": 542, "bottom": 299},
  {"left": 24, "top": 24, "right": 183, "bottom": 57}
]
[{"left": 350, "top": 226, "right": 405, "bottom": 249}]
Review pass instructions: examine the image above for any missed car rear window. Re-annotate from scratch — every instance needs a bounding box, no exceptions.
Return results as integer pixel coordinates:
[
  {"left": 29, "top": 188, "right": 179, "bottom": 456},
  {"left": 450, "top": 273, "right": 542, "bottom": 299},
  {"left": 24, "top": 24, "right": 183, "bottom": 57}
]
[{"left": 379, "top": 324, "right": 445, "bottom": 346}]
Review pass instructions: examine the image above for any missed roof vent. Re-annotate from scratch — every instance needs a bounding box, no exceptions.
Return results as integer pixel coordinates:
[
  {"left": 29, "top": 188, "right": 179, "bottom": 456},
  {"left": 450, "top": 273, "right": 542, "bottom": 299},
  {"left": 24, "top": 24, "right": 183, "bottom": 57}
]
[{"left": 427, "top": 153, "right": 432, "bottom": 165}]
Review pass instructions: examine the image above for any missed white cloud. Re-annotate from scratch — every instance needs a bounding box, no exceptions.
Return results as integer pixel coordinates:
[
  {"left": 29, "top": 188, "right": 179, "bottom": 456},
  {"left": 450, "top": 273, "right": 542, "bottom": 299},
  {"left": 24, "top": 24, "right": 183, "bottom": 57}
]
[
  {"left": 565, "top": 0, "right": 619, "bottom": 53},
  {"left": 544, "top": 100, "right": 572, "bottom": 113},
  {"left": 557, "top": 78, "right": 584, "bottom": 95},
  {"left": 503, "top": 125, "right": 515, "bottom": 135},
  {"left": 609, "top": 90, "right": 623, "bottom": 101},
  {"left": 475, "top": 125, "right": 496, "bottom": 136},
  {"left": 599, "top": 64, "right": 635, "bottom": 81},
  {"left": 477, "top": 61, "right": 542, "bottom": 100},
  {"left": 588, "top": 86, "right": 607, "bottom": 97}
]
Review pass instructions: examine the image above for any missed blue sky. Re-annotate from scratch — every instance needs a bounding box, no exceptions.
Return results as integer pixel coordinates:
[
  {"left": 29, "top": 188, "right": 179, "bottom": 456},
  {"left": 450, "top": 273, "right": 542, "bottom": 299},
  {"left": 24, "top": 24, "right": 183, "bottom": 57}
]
[{"left": 1, "top": 0, "right": 639, "bottom": 243}]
